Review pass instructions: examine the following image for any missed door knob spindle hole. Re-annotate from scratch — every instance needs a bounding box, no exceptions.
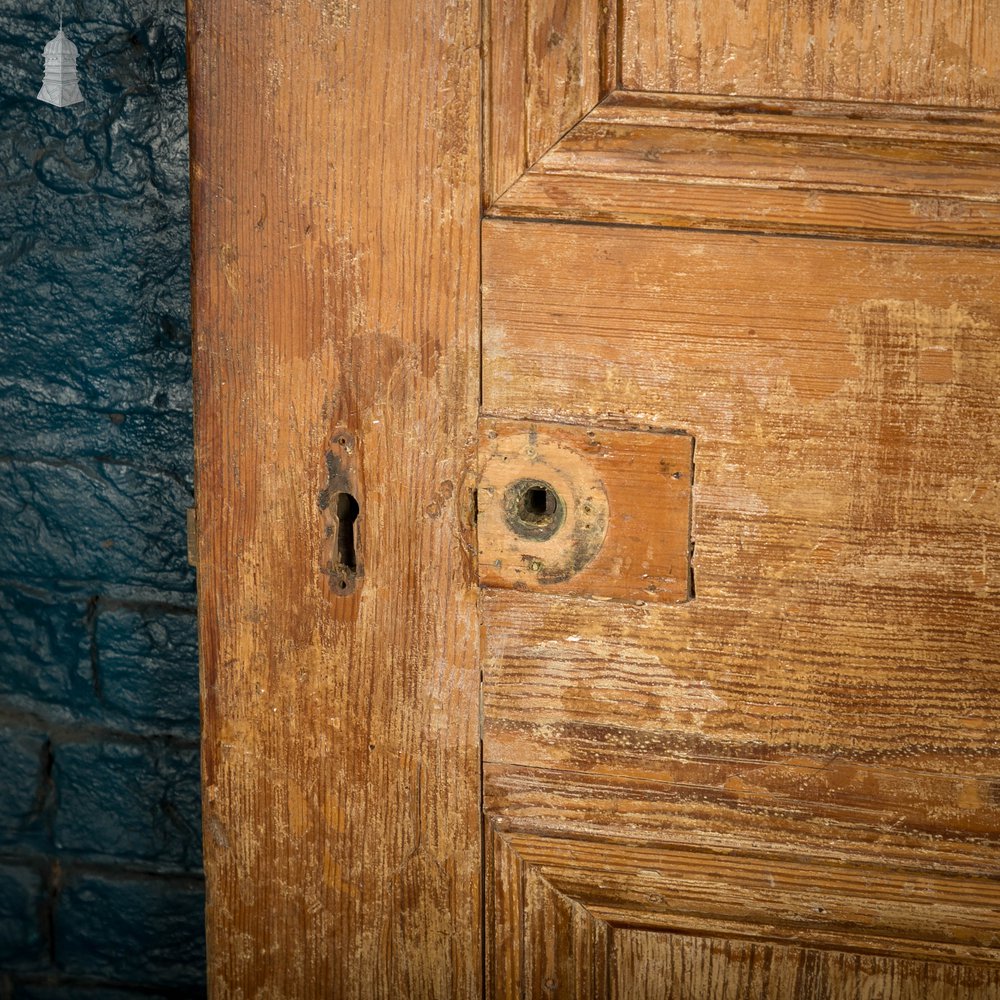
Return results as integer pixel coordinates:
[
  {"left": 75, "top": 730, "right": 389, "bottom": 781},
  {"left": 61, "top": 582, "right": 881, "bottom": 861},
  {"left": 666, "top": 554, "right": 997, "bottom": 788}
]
[
  {"left": 520, "top": 486, "right": 556, "bottom": 524},
  {"left": 504, "top": 479, "right": 565, "bottom": 541}
]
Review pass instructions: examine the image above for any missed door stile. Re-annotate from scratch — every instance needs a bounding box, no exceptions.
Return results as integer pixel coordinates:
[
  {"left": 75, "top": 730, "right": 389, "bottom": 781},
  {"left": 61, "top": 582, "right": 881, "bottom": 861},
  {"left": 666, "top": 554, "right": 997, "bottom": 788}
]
[{"left": 188, "top": 0, "right": 485, "bottom": 994}]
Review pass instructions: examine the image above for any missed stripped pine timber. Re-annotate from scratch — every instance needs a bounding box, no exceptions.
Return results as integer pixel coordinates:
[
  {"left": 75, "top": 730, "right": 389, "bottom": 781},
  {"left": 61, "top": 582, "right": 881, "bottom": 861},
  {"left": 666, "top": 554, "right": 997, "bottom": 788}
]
[
  {"left": 592, "top": 92, "right": 1000, "bottom": 139},
  {"left": 187, "top": 0, "right": 481, "bottom": 994},
  {"left": 611, "top": 929, "right": 1000, "bottom": 1000},
  {"left": 481, "top": 221, "right": 1000, "bottom": 776},
  {"left": 485, "top": 764, "right": 1000, "bottom": 879},
  {"left": 487, "top": 823, "right": 611, "bottom": 1000},
  {"left": 480, "top": 217, "right": 1000, "bottom": 978},
  {"left": 187, "top": 0, "right": 1000, "bottom": 988},
  {"left": 620, "top": 0, "right": 1000, "bottom": 108},
  {"left": 485, "top": 768, "right": 1000, "bottom": 959},
  {"left": 487, "top": 826, "right": 1000, "bottom": 998},
  {"left": 501, "top": 828, "right": 1000, "bottom": 962},
  {"left": 485, "top": 0, "right": 615, "bottom": 204},
  {"left": 477, "top": 418, "right": 693, "bottom": 603},
  {"left": 481, "top": 589, "right": 1000, "bottom": 776},
  {"left": 491, "top": 96, "right": 1000, "bottom": 243}
]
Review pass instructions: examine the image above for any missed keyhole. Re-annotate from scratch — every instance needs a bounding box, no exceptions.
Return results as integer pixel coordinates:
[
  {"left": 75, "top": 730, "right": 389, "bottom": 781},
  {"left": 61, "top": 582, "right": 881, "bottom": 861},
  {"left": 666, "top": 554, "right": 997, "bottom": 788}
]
[{"left": 335, "top": 492, "right": 359, "bottom": 581}]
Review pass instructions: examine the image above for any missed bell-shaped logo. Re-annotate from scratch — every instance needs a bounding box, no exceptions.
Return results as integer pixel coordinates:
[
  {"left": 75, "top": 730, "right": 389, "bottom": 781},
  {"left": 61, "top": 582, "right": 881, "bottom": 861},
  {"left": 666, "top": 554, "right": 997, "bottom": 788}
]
[{"left": 37, "top": 27, "right": 84, "bottom": 107}]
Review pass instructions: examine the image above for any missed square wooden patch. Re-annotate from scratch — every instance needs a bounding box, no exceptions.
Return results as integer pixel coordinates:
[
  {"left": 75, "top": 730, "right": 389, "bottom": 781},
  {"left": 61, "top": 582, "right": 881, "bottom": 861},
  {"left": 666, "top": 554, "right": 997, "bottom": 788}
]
[{"left": 477, "top": 418, "right": 694, "bottom": 603}]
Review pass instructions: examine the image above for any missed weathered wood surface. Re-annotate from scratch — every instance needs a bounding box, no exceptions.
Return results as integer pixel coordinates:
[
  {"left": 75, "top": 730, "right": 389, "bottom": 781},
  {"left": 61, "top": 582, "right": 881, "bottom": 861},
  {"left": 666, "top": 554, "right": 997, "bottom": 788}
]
[
  {"left": 477, "top": 418, "right": 693, "bottom": 603},
  {"left": 487, "top": 775, "right": 1000, "bottom": 962},
  {"left": 488, "top": 823, "right": 1000, "bottom": 998},
  {"left": 187, "top": 0, "right": 482, "bottom": 994},
  {"left": 487, "top": 823, "right": 611, "bottom": 1000},
  {"left": 481, "top": 217, "right": 1000, "bottom": 984},
  {"left": 485, "top": 763, "right": 1000, "bottom": 878},
  {"left": 485, "top": 0, "right": 616, "bottom": 204},
  {"left": 188, "top": 0, "right": 1000, "bottom": 990},
  {"left": 482, "top": 219, "right": 1000, "bottom": 774},
  {"left": 498, "top": 826, "right": 1000, "bottom": 963},
  {"left": 620, "top": 0, "right": 1000, "bottom": 108},
  {"left": 492, "top": 94, "right": 1000, "bottom": 243},
  {"left": 611, "top": 929, "right": 1000, "bottom": 1000}
]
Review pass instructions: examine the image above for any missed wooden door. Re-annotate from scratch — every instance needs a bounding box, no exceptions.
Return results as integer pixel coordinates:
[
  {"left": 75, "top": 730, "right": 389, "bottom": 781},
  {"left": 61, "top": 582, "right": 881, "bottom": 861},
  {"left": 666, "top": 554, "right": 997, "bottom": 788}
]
[{"left": 188, "top": 0, "right": 1000, "bottom": 996}]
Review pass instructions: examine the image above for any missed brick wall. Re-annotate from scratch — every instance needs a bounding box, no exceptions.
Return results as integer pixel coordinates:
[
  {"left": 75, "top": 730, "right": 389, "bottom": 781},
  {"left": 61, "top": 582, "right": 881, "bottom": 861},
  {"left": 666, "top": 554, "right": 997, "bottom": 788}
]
[{"left": 0, "top": 0, "right": 204, "bottom": 994}]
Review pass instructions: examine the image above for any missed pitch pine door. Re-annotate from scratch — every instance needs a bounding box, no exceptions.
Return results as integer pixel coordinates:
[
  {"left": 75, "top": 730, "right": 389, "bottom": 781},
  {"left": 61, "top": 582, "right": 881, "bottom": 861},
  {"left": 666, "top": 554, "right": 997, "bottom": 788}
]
[{"left": 188, "top": 0, "right": 1000, "bottom": 996}]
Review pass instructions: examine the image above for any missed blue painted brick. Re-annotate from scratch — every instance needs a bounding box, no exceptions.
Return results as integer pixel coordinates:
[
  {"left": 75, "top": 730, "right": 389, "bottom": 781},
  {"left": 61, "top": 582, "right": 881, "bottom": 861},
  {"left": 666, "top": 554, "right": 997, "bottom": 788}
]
[
  {"left": 0, "top": 0, "right": 200, "bottom": 986},
  {"left": 53, "top": 742, "right": 201, "bottom": 870},
  {"left": 0, "top": 460, "right": 193, "bottom": 593},
  {"left": 0, "top": 864, "right": 45, "bottom": 966},
  {"left": 0, "top": 388, "right": 194, "bottom": 482},
  {"left": 55, "top": 873, "right": 205, "bottom": 989},
  {"left": 14, "top": 984, "right": 192, "bottom": 1000},
  {"left": 0, "top": 729, "right": 50, "bottom": 850},
  {"left": 0, "top": 587, "right": 89, "bottom": 706},
  {"left": 95, "top": 608, "right": 198, "bottom": 730},
  {"left": 0, "top": 9, "right": 192, "bottom": 424}
]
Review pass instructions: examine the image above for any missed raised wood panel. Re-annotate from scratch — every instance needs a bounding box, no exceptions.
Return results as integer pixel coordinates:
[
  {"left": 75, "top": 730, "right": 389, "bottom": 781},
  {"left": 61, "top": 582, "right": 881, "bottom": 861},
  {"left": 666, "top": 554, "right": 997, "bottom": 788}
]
[
  {"left": 620, "top": 0, "right": 1000, "bottom": 108},
  {"left": 612, "top": 929, "right": 1000, "bottom": 1000},
  {"left": 594, "top": 90, "right": 1000, "bottom": 137},
  {"left": 492, "top": 95, "right": 1000, "bottom": 244},
  {"left": 485, "top": 0, "right": 616, "bottom": 203},
  {"left": 502, "top": 828, "right": 1000, "bottom": 963},
  {"left": 488, "top": 823, "right": 1000, "bottom": 995},
  {"left": 486, "top": 768, "right": 1000, "bottom": 964},
  {"left": 487, "top": 822, "right": 526, "bottom": 1000},
  {"left": 481, "top": 221, "right": 1000, "bottom": 776},
  {"left": 487, "top": 826, "right": 610, "bottom": 999},
  {"left": 188, "top": 0, "right": 481, "bottom": 993},
  {"left": 480, "top": 1, "right": 1000, "bottom": 992},
  {"left": 479, "top": 218, "right": 1000, "bottom": 965}
]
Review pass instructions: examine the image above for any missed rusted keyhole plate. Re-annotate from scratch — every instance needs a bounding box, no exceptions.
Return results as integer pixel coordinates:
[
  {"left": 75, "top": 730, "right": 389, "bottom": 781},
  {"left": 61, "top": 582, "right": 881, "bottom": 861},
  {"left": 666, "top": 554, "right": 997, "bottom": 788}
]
[
  {"left": 479, "top": 427, "right": 610, "bottom": 587},
  {"left": 477, "top": 418, "right": 694, "bottom": 603}
]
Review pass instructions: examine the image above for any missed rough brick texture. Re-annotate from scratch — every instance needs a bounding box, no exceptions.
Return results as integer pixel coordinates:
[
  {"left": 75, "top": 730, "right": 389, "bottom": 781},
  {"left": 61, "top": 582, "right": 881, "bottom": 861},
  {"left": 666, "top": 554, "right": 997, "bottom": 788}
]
[
  {"left": 95, "top": 608, "right": 198, "bottom": 733},
  {"left": 56, "top": 874, "right": 205, "bottom": 988},
  {"left": 0, "top": 866, "right": 45, "bottom": 967},
  {"left": 0, "top": 0, "right": 203, "bottom": 993},
  {"left": 10, "top": 987, "right": 182, "bottom": 1000},
  {"left": 54, "top": 741, "right": 201, "bottom": 869},
  {"left": 0, "top": 588, "right": 89, "bottom": 706},
  {"left": 0, "top": 731, "right": 50, "bottom": 851}
]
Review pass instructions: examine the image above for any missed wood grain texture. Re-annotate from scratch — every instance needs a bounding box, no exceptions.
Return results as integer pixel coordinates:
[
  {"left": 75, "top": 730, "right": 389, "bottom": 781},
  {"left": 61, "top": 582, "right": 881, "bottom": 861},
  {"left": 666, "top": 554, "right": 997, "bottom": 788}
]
[
  {"left": 482, "top": 220, "right": 1000, "bottom": 775},
  {"left": 620, "top": 0, "right": 1000, "bottom": 108},
  {"left": 485, "top": 763, "right": 1000, "bottom": 880},
  {"left": 485, "top": 0, "right": 615, "bottom": 204},
  {"left": 486, "top": 768, "right": 1000, "bottom": 960},
  {"left": 491, "top": 95, "right": 1000, "bottom": 243},
  {"left": 477, "top": 418, "right": 693, "bottom": 602},
  {"left": 488, "top": 825, "right": 1000, "bottom": 995},
  {"left": 612, "top": 929, "right": 1000, "bottom": 1000},
  {"left": 501, "top": 828, "right": 1000, "bottom": 963},
  {"left": 488, "top": 827, "right": 610, "bottom": 1000},
  {"left": 595, "top": 90, "right": 1000, "bottom": 136},
  {"left": 481, "top": 218, "right": 1000, "bottom": 969},
  {"left": 481, "top": 3, "right": 1000, "bottom": 991},
  {"left": 187, "top": 0, "right": 482, "bottom": 994}
]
